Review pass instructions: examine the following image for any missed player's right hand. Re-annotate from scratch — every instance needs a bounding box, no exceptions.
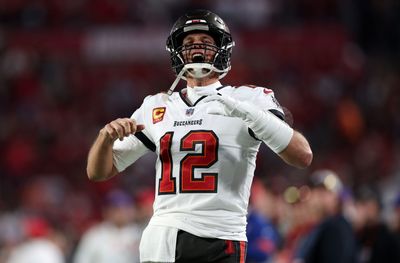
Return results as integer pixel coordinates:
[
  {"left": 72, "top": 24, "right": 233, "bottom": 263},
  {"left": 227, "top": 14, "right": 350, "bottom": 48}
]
[{"left": 100, "top": 118, "right": 145, "bottom": 142}]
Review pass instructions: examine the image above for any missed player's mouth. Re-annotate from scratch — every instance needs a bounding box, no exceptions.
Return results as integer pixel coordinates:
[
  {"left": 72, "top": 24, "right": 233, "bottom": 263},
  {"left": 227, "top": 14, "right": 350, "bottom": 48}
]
[{"left": 191, "top": 53, "right": 205, "bottom": 63}]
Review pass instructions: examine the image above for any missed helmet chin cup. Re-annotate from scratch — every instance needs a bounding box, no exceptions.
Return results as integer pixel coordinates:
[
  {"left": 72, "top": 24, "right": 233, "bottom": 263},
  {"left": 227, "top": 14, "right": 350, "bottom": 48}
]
[
  {"left": 185, "top": 63, "right": 213, "bottom": 79},
  {"left": 166, "top": 61, "right": 229, "bottom": 96}
]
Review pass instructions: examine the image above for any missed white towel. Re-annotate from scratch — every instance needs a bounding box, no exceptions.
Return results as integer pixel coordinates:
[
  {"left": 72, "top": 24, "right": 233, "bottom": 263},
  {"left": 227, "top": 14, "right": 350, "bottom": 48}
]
[{"left": 139, "top": 225, "right": 178, "bottom": 263}]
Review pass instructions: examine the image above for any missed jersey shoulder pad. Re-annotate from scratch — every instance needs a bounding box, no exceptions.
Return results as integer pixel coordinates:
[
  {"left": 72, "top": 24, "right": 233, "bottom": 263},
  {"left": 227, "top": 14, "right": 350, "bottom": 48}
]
[
  {"left": 236, "top": 84, "right": 274, "bottom": 93},
  {"left": 232, "top": 84, "right": 275, "bottom": 98},
  {"left": 142, "top": 92, "right": 171, "bottom": 105},
  {"left": 241, "top": 84, "right": 260, "bottom": 89}
]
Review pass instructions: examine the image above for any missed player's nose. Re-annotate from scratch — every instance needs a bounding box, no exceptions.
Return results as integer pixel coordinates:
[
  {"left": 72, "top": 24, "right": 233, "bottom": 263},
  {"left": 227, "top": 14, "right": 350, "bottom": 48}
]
[{"left": 190, "top": 42, "right": 206, "bottom": 53}]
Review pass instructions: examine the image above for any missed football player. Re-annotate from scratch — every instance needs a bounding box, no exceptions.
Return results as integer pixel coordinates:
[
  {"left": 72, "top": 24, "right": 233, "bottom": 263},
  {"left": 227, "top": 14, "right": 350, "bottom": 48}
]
[{"left": 87, "top": 9, "right": 313, "bottom": 263}]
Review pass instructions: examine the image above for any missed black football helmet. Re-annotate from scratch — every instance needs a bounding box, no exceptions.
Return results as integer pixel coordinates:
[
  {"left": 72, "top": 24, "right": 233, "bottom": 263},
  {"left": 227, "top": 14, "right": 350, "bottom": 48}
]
[{"left": 166, "top": 10, "right": 234, "bottom": 79}]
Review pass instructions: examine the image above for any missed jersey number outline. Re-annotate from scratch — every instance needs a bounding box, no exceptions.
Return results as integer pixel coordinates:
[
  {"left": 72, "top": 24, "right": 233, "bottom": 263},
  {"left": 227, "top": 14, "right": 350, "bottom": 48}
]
[{"left": 158, "top": 130, "right": 219, "bottom": 194}]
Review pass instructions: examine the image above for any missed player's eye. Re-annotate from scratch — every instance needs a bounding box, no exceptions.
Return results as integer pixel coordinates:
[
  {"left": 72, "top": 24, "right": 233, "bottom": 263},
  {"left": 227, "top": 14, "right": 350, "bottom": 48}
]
[{"left": 183, "top": 41, "right": 194, "bottom": 48}]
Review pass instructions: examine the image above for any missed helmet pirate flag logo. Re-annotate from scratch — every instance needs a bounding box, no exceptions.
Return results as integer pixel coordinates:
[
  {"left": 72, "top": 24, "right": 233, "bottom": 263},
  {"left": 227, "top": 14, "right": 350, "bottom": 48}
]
[{"left": 152, "top": 107, "right": 166, "bottom": 124}]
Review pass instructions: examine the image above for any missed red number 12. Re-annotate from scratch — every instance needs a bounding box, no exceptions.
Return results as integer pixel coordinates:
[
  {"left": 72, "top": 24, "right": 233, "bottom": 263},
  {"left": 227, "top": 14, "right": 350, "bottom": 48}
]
[{"left": 158, "top": 130, "right": 218, "bottom": 194}]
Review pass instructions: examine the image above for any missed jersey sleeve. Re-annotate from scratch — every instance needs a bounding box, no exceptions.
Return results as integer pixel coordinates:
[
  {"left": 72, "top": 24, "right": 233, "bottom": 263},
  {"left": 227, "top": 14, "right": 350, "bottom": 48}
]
[
  {"left": 130, "top": 96, "right": 157, "bottom": 151},
  {"left": 231, "top": 85, "right": 288, "bottom": 142},
  {"left": 250, "top": 86, "right": 285, "bottom": 121},
  {"left": 112, "top": 97, "right": 154, "bottom": 172}
]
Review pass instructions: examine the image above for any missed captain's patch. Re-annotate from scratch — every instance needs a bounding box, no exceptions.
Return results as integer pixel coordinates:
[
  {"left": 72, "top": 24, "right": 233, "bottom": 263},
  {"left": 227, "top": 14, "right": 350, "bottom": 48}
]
[{"left": 152, "top": 107, "right": 166, "bottom": 124}]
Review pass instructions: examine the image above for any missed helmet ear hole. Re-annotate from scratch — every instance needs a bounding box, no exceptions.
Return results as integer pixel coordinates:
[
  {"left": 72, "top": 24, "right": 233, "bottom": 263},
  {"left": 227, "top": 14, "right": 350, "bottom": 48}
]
[{"left": 166, "top": 9, "right": 234, "bottom": 79}]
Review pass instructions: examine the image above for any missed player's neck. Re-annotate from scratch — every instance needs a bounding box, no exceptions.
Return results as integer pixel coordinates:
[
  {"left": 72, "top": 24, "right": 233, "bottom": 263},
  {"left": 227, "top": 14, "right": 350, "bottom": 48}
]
[{"left": 186, "top": 75, "right": 219, "bottom": 88}]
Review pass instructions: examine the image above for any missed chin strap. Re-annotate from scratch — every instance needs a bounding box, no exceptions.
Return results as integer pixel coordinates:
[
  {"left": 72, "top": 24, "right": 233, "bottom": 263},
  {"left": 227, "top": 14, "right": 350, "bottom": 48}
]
[
  {"left": 167, "top": 66, "right": 187, "bottom": 95},
  {"left": 167, "top": 64, "right": 230, "bottom": 96}
]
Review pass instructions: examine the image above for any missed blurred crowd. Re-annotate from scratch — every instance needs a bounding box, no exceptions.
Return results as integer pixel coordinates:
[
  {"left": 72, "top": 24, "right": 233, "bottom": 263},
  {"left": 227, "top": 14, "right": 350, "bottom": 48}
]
[
  {"left": 247, "top": 170, "right": 400, "bottom": 263},
  {"left": 0, "top": 0, "right": 399, "bottom": 262}
]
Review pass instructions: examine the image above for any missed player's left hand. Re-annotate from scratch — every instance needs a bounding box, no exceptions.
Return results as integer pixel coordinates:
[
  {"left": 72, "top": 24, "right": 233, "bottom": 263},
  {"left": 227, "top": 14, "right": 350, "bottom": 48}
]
[{"left": 196, "top": 90, "right": 259, "bottom": 122}]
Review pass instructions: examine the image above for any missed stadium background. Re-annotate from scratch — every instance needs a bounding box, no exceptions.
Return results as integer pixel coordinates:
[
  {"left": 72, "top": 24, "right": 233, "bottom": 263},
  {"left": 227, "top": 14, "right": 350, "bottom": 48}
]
[{"left": 0, "top": 0, "right": 399, "bottom": 262}]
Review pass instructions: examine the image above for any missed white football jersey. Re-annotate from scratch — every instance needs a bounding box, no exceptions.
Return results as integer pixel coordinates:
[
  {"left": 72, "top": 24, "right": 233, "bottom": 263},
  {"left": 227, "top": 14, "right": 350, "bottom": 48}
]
[{"left": 113, "top": 81, "right": 284, "bottom": 241}]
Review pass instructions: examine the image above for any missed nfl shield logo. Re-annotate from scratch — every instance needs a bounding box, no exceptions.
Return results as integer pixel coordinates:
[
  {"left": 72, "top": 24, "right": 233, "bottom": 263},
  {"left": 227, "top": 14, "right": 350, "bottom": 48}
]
[{"left": 186, "top": 108, "right": 194, "bottom": 116}]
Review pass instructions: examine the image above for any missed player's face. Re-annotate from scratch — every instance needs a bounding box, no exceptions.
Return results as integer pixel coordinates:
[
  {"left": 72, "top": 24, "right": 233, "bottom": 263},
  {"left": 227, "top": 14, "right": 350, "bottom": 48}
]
[{"left": 182, "top": 33, "right": 218, "bottom": 64}]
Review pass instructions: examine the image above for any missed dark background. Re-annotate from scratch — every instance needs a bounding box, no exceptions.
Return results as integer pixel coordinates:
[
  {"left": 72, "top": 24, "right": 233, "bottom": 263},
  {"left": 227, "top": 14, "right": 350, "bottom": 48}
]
[{"left": 0, "top": 0, "right": 399, "bottom": 260}]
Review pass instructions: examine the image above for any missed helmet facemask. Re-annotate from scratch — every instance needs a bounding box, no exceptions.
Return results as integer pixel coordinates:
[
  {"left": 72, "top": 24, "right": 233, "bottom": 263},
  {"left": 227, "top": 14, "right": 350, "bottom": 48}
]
[
  {"left": 167, "top": 30, "right": 234, "bottom": 80},
  {"left": 176, "top": 40, "right": 226, "bottom": 79},
  {"left": 165, "top": 10, "right": 234, "bottom": 94}
]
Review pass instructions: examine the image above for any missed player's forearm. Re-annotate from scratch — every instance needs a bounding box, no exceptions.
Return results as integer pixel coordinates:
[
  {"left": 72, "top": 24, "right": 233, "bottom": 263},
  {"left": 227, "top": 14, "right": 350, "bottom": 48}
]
[
  {"left": 241, "top": 106, "right": 312, "bottom": 168},
  {"left": 278, "top": 130, "right": 313, "bottom": 168},
  {"left": 87, "top": 130, "right": 118, "bottom": 181}
]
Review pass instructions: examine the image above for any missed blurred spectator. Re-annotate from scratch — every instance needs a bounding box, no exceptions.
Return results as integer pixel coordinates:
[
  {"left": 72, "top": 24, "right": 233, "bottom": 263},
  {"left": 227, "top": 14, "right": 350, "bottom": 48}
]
[
  {"left": 353, "top": 185, "right": 400, "bottom": 263},
  {"left": 5, "top": 216, "right": 65, "bottom": 263},
  {"left": 246, "top": 178, "right": 283, "bottom": 262},
  {"left": 275, "top": 199, "right": 316, "bottom": 263},
  {"left": 72, "top": 189, "right": 141, "bottom": 263},
  {"left": 293, "top": 169, "right": 357, "bottom": 263}
]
